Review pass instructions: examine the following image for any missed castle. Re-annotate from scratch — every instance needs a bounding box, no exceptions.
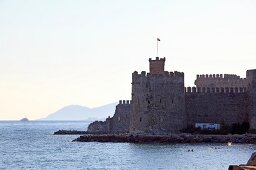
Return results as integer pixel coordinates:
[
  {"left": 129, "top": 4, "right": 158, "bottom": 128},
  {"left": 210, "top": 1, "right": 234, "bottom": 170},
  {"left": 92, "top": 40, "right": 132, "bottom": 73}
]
[{"left": 88, "top": 57, "right": 256, "bottom": 135}]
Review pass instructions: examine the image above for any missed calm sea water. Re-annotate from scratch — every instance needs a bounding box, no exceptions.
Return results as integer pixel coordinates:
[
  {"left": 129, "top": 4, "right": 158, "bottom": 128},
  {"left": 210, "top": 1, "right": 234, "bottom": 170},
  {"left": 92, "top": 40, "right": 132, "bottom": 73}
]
[{"left": 0, "top": 121, "right": 255, "bottom": 170}]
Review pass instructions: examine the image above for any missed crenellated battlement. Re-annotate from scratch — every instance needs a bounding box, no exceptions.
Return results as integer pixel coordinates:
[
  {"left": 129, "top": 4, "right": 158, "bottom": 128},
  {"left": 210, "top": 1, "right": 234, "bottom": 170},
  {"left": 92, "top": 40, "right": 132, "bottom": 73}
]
[
  {"left": 196, "top": 74, "right": 243, "bottom": 79},
  {"left": 132, "top": 71, "right": 184, "bottom": 78},
  {"left": 185, "top": 86, "right": 247, "bottom": 94},
  {"left": 149, "top": 57, "right": 166, "bottom": 62},
  {"left": 118, "top": 100, "right": 131, "bottom": 105},
  {"left": 195, "top": 74, "right": 248, "bottom": 88}
]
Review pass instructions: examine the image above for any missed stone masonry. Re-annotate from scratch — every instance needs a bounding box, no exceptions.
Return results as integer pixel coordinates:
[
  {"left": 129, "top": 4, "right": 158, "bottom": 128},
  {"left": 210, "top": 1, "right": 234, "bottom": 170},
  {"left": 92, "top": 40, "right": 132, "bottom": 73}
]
[
  {"left": 129, "top": 57, "right": 186, "bottom": 134},
  {"left": 87, "top": 57, "right": 256, "bottom": 135},
  {"left": 88, "top": 100, "right": 131, "bottom": 134}
]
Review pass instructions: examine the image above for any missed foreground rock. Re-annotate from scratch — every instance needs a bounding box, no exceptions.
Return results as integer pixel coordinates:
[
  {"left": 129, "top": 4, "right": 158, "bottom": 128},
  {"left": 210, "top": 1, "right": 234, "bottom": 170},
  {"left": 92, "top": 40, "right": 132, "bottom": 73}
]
[
  {"left": 247, "top": 153, "right": 256, "bottom": 166},
  {"left": 229, "top": 166, "right": 256, "bottom": 170},
  {"left": 54, "top": 130, "right": 87, "bottom": 135},
  {"left": 73, "top": 134, "right": 256, "bottom": 144},
  {"left": 229, "top": 152, "right": 256, "bottom": 170}
]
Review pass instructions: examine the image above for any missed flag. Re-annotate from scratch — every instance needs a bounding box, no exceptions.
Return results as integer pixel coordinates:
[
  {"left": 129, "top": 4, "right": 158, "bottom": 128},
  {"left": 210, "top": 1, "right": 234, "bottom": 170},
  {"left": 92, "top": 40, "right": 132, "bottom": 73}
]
[{"left": 157, "top": 38, "right": 160, "bottom": 41}]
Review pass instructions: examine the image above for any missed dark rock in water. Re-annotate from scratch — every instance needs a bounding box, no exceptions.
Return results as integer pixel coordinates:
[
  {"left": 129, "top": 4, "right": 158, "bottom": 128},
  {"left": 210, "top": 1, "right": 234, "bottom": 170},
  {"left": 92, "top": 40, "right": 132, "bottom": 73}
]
[
  {"left": 54, "top": 130, "right": 87, "bottom": 135},
  {"left": 20, "top": 118, "right": 29, "bottom": 122}
]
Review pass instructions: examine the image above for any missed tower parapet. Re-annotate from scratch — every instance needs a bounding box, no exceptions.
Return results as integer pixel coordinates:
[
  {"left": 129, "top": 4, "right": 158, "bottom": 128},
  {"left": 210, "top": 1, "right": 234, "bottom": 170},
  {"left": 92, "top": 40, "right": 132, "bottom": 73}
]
[{"left": 149, "top": 57, "right": 166, "bottom": 75}]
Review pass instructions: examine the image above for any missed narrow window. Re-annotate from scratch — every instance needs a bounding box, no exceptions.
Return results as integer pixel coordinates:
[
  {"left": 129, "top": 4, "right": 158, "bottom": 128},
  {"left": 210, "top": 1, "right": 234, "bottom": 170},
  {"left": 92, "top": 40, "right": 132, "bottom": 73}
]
[
  {"left": 172, "top": 99, "right": 174, "bottom": 104},
  {"left": 118, "top": 117, "right": 121, "bottom": 121},
  {"left": 140, "top": 117, "right": 142, "bottom": 122},
  {"left": 148, "top": 100, "right": 150, "bottom": 104},
  {"left": 160, "top": 99, "right": 162, "bottom": 103}
]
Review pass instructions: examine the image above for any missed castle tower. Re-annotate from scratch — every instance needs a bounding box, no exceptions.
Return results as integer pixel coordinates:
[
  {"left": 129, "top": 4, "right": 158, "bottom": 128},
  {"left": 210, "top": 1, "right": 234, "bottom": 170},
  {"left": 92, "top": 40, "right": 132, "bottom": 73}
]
[
  {"left": 246, "top": 69, "right": 256, "bottom": 130},
  {"left": 130, "top": 57, "right": 186, "bottom": 135},
  {"left": 149, "top": 57, "right": 165, "bottom": 75}
]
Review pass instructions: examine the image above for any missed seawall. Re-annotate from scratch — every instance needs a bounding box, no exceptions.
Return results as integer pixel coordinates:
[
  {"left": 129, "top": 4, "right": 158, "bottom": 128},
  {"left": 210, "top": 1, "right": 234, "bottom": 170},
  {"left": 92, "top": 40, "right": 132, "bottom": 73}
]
[{"left": 73, "top": 134, "right": 256, "bottom": 144}]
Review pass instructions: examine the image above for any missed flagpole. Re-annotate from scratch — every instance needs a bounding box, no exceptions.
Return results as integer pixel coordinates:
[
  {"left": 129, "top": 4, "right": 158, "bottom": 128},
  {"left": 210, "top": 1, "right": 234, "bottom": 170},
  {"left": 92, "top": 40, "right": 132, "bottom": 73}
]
[{"left": 157, "top": 39, "right": 158, "bottom": 57}]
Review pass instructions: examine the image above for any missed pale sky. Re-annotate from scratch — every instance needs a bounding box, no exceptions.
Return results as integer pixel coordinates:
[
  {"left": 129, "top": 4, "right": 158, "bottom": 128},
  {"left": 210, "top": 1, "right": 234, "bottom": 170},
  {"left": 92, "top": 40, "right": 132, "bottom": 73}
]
[{"left": 0, "top": 0, "right": 256, "bottom": 120}]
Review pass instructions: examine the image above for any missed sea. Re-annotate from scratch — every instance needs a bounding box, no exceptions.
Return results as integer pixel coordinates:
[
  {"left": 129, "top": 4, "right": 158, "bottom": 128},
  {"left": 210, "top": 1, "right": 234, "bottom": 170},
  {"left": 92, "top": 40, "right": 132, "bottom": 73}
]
[{"left": 0, "top": 121, "right": 255, "bottom": 170}]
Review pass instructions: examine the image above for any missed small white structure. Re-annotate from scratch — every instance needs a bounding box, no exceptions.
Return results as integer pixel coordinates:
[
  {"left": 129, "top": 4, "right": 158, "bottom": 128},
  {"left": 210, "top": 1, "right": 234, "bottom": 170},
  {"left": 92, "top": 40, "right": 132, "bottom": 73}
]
[{"left": 195, "top": 123, "right": 220, "bottom": 130}]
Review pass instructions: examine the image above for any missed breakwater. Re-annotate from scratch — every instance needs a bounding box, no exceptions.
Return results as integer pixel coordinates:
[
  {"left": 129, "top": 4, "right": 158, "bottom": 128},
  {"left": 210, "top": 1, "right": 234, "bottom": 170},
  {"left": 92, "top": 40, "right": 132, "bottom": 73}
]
[{"left": 72, "top": 134, "right": 256, "bottom": 144}]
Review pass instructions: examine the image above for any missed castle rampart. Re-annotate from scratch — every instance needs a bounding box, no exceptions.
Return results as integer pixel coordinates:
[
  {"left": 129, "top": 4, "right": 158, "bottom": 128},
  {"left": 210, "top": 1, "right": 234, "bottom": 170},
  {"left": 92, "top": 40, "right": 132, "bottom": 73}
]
[
  {"left": 195, "top": 74, "right": 248, "bottom": 89},
  {"left": 185, "top": 89, "right": 249, "bottom": 128}
]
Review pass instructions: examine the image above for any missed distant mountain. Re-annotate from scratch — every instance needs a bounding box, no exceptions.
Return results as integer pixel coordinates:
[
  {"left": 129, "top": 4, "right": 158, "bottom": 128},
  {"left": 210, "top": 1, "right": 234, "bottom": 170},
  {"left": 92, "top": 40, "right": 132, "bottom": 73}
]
[{"left": 42, "top": 102, "right": 118, "bottom": 121}]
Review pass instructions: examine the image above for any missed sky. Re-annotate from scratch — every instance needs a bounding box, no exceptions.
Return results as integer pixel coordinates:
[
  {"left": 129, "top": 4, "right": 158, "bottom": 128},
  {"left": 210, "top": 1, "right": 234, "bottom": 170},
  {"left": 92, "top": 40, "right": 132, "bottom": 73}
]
[{"left": 0, "top": 0, "right": 256, "bottom": 120}]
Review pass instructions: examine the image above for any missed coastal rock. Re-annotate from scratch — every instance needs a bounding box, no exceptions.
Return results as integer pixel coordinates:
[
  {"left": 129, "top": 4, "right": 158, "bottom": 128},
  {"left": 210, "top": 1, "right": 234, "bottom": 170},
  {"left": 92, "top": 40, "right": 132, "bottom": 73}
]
[{"left": 54, "top": 130, "right": 87, "bottom": 135}]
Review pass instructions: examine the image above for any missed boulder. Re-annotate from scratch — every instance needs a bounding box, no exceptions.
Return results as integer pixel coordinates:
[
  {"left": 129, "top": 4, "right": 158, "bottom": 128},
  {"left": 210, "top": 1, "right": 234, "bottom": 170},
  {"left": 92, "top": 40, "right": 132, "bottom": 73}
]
[{"left": 247, "top": 152, "right": 256, "bottom": 166}]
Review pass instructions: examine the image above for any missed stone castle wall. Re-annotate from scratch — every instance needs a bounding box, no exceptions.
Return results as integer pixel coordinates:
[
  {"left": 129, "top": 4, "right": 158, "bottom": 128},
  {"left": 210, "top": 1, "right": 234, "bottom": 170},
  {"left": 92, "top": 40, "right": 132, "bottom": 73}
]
[
  {"left": 247, "top": 70, "right": 256, "bottom": 130},
  {"left": 109, "top": 100, "right": 131, "bottom": 133},
  {"left": 87, "top": 100, "right": 131, "bottom": 134},
  {"left": 185, "top": 87, "right": 249, "bottom": 128},
  {"left": 129, "top": 70, "right": 186, "bottom": 134}
]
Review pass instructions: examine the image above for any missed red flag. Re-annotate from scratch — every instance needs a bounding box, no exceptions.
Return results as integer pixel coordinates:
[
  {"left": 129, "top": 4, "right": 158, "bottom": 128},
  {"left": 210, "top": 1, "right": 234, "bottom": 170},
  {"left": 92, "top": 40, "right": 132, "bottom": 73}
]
[{"left": 157, "top": 38, "right": 160, "bottom": 41}]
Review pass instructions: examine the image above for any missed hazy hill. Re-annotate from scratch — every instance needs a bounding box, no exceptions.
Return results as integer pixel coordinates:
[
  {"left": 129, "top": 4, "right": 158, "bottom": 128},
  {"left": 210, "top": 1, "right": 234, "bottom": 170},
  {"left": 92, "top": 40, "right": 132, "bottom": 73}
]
[{"left": 42, "top": 102, "right": 118, "bottom": 121}]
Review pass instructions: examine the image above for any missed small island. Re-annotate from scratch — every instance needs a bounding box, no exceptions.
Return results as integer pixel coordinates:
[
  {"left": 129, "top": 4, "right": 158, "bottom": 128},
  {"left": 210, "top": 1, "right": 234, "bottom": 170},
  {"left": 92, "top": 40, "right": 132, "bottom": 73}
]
[{"left": 20, "top": 117, "right": 29, "bottom": 122}]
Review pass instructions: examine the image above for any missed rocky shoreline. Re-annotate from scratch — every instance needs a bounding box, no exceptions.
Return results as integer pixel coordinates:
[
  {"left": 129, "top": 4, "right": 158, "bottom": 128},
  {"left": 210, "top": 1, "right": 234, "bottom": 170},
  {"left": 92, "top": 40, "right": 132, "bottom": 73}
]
[
  {"left": 72, "top": 133, "right": 256, "bottom": 144},
  {"left": 53, "top": 130, "right": 256, "bottom": 144}
]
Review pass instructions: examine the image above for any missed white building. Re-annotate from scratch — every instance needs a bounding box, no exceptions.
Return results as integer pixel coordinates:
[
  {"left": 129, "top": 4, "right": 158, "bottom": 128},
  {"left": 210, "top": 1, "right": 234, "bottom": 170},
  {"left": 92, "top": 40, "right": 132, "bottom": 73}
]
[{"left": 195, "top": 123, "right": 220, "bottom": 130}]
